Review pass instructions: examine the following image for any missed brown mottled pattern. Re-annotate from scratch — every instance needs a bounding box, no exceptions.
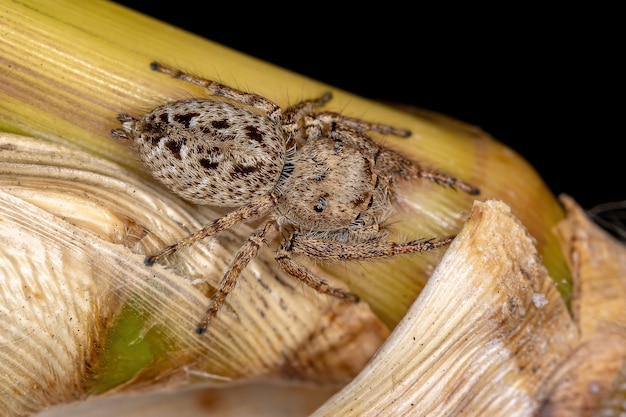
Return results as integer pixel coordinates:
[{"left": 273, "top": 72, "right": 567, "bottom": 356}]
[
  {"left": 132, "top": 99, "right": 286, "bottom": 206},
  {"left": 164, "top": 139, "right": 182, "bottom": 160},
  {"left": 211, "top": 119, "right": 230, "bottom": 129},
  {"left": 173, "top": 112, "right": 200, "bottom": 128}
]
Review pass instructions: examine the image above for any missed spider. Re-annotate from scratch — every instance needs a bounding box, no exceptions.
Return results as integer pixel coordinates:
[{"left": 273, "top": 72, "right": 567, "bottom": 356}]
[{"left": 112, "top": 62, "right": 480, "bottom": 334}]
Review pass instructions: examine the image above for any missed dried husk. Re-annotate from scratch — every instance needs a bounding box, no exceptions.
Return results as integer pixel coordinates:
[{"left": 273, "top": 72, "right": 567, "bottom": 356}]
[
  {"left": 0, "top": 133, "right": 388, "bottom": 416},
  {"left": 31, "top": 196, "right": 626, "bottom": 417},
  {"left": 313, "top": 198, "right": 626, "bottom": 417},
  {"left": 312, "top": 200, "right": 578, "bottom": 416},
  {"left": 38, "top": 383, "right": 340, "bottom": 417},
  {"left": 538, "top": 196, "right": 626, "bottom": 417}
]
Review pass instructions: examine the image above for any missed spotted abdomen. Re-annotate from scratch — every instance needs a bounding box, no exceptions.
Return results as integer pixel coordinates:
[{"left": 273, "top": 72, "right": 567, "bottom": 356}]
[{"left": 131, "top": 98, "right": 286, "bottom": 206}]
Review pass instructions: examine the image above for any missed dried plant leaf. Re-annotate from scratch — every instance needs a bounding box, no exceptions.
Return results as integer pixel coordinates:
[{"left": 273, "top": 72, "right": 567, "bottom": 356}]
[
  {"left": 555, "top": 195, "right": 626, "bottom": 339},
  {"left": 538, "top": 196, "right": 626, "bottom": 416},
  {"left": 312, "top": 200, "right": 578, "bottom": 416},
  {"left": 538, "top": 333, "right": 626, "bottom": 417},
  {"left": 38, "top": 383, "right": 339, "bottom": 417},
  {"left": 0, "top": 133, "right": 388, "bottom": 416}
]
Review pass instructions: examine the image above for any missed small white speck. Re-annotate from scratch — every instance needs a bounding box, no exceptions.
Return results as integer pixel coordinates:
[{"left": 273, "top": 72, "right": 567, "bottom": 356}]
[
  {"left": 532, "top": 293, "right": 548, "bottom": 308},
  {"left": 588, "top": 382, "right": 601, "bottom": 393}
]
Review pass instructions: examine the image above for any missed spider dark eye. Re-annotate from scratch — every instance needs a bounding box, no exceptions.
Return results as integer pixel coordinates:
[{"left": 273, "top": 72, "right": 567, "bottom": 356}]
[{"left": 313, "top": 197, "right": 327, "bottom": 213}]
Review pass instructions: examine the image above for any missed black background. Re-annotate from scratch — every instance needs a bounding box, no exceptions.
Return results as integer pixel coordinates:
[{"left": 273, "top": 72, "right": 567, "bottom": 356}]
[{"left": 116, "top": 3, "right": 623, "bottom": 211}]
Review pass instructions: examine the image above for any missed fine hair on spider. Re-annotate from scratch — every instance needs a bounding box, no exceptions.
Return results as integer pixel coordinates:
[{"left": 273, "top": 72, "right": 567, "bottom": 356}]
[{"left": 112, "top": 62, "right": 480, "bottom": 334}]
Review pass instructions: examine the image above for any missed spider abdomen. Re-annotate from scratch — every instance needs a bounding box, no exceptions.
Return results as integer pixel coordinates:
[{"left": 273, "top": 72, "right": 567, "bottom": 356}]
[{"left": 131, "top": 99, "right": 287, "bottom": 206}]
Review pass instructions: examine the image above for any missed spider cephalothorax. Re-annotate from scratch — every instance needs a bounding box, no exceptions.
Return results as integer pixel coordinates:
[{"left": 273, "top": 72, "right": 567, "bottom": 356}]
[{"left": 112, "top": 62, "right": 479, "bottom": 334}]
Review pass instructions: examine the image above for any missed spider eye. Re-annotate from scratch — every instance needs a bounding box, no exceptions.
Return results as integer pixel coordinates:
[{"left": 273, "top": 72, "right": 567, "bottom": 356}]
[{"left": 313, "top": 197, "right": 327, "bottom": 213}]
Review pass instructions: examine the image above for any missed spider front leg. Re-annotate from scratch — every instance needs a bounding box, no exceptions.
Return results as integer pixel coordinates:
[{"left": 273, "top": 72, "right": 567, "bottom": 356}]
[
  {"left": 302, "top": 112, "right": 480, "bottom": 196},
  {"left": 285, "top": 232, "right": 455, "bottom": 263},
  {"left": 275, "top": 235, "right": 360, "bottom": 303},
  {"left": 150, "top": 62, "right": 283, "bottom": 122},
  {"left": 145, "top": 195, "right": 274, "bottom": 265},
  {"left": 304, "top": 111, "right": 412, "bottom": 138},
  {"left": 281, "top": 93, "right": 333, "bottom": 140},
  {"left": 195, "top": 220, "right": 280, "bottom": 334},
  {"left": 375, "top": 148, "right": 480, "bottom": 195}
]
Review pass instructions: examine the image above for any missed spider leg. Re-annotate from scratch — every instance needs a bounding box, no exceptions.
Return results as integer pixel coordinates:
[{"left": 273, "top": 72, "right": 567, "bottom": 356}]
[
  {"left": 145, "top": 195, "right": 274, "bottom": 266},
  {"left": 273, "top": 233, "right": 451, "bottom": 304},
  {"left": 110, "top": 113, "right": 137, "bottom": 140},
  {"left": 302, "top": 112, "right": 479, "bottom": 195},
  {"left": 405, "top": 165, "right": 480, "bottom": 195},
  {"left": 305, "top": 111, "right": 412, "bottom": 138},
  {"left": 376, "top": 149, "right": 480, "bottom": 195},
  {"left": 286, "top": 233, "right": 455, "bottom": 262},
  {"left": 281, "top": 93, "right": 333, "bottom": 139},
  {"left": 196, "top": 220, "right": 279, "bottom": 334},
  {"left": 150, "top": 62, "right": 283, "bottom": 122},
  {"left": 275, "top": 243, "right": 360, "bottom": 303}
]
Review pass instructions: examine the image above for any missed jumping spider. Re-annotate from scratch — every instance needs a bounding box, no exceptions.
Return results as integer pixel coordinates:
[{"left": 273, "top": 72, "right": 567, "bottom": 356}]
[{"left": 112, "top": 62, "right": 479, "bottom": 334}]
